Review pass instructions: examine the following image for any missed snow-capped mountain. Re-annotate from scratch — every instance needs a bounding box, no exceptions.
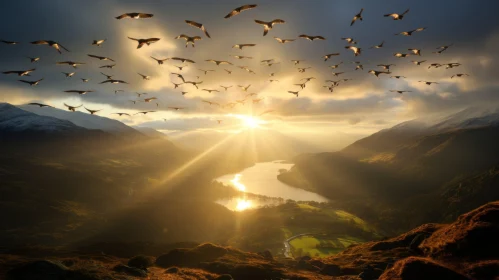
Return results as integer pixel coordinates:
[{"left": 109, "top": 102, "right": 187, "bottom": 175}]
[
  {"left": 20, "top": 104, "right": 140, "bottom": 136},
  {"left": 0, "top": 103, "right": 85, "bottom": 133}
]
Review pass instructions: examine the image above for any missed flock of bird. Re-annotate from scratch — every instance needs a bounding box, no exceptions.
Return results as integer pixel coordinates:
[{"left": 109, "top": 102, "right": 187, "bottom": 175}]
[{"left": 1, "top": 4, "right": 468, "bottom": 125}]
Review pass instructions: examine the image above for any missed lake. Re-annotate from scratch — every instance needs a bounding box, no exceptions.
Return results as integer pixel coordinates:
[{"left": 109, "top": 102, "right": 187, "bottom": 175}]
[{"left": 215, "top": 161, "right": 329, "bottom": 211}]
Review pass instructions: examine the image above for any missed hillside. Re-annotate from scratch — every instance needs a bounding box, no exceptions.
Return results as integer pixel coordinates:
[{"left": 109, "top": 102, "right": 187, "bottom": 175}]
[
  {"left": 2, "top": 201, "right": 497, "bottom": 280},
  {"left": 279, "top": 107, "right": 499, "bottom": 232}
]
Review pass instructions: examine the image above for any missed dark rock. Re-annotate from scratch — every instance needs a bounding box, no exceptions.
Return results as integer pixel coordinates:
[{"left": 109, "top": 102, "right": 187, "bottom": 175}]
[
  {"left": 379, "top": 257, "right": 470, "bottom": 280},
  {"left": 257, "top": 250, "right": 273, "bottom": 260},
  {"left": 7, "top": 260, "right": 68, "bottom": 280},
  {"left": 165, "top": 266, "right": 180, "bottom": 274},
  {"left": 156, "top": 243, "right": 227, "bottom": 268},
  {"left": 320, "top": 263, "right": 341, "bottom": 276},
  {"left": 113, "top": 264, "right": 148, "bottom": 277},
  {"left": 216, "top": 274, "right": 234, "bottom": 280},
  {"left": 358, "top": 264, "right": 383, "bottom": 280},
  {"left": 127, "top": 255, "right": 154, "bottom": 270},
  {"left": 465, "top": 260, "right": 499, "bottom": 280}
]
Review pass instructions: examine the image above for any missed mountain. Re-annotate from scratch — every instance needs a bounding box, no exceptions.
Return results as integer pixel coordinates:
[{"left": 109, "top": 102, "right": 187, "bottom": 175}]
[
  {"left": 133, "top": 126, "right": 166, "bottom": 138},
  {"left": 279, "top": 107, "right": 499, "bottom": 232},
  {"left": 0, "top": 103, "right": 85, "bottom": 134},
  {"left": 20, "top": 104, "right": 142, "bottom": 136}
]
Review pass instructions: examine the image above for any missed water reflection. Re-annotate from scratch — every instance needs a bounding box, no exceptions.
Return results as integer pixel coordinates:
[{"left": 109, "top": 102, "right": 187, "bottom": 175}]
[
  {"left": 231, "top": 174, "right": 246, "bottom": 192},
  {"left": 216, "top": 161, "right": 330, "bottom": 212}
]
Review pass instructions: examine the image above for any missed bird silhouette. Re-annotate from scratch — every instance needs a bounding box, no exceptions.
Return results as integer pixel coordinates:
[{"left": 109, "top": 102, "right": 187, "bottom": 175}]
[
  {"left": 225, "top": 4, "right": 257, "bottom": 18},
  {"left": 254, "top": 19, "right": 285, "bottom": 36}
]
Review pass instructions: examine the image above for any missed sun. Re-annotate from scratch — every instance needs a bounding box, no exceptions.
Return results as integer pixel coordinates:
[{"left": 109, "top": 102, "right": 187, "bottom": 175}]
[{"left": 243, "top": 117, "right": 261, "bottom": 128}]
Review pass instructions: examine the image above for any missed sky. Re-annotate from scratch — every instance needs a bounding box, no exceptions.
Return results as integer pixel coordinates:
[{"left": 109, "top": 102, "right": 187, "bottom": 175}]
[{"left": 1, "top": 0, "right": 499, "bottom": 143}]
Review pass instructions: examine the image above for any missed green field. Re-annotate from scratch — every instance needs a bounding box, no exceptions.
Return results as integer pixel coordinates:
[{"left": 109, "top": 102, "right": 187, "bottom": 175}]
[{"left": 290, "top": 235, "right": 364, "bottom": 257}]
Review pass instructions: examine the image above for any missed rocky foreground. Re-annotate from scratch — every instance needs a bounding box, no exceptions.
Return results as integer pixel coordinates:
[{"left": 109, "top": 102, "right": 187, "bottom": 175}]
[{"left": 1, "top": 201, "right": 498, "bottom": 280}]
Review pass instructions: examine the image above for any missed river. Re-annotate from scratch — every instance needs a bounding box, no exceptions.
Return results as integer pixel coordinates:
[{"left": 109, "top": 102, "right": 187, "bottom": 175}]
[{"left": 215, "top": 161, "right": 329, "bottom": 211}]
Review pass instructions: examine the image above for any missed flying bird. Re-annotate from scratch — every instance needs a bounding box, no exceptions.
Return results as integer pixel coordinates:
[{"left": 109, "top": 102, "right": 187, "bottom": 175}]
[
  {"left": 238, "top": 84, "right": 251, "bottom": 92},
  {"left": 27, "top": 57, "right": 40, "bottom": 63},
  {"left": 64, "top": 103, "right": 82, "bottom": 112},
  {"left": 445, "top": 63, "right": 461, "bottom": 69},
  {"left": 85, "top": 107, "right": 101, "bottom": 115},
  {"left": 433, "top": 44, "right": 453, "bottom": 54},
  {"left": 88, "top": 54, "right": 115, "bottom": 62},
  {"left": 135, "top": 92, "right": 147, "bottom": 97},
  {"left": 370, "top": 41, "right": 384, "bottom": 49},
  {"left": 100, "top": 72, "right": 113, "bottom": 79},
  {"left": 19, "top": 78, "right": 43, "bottom": 86},
  {"left": 175, "top": 34, "right": 202, "bottom": 47},
  {"left": 116, "top": 13, "right": 153, "bottom": 20},
  {"left": 171, "top": 73, "right": 186, "bottom": 82},
  {"left": 31, "top": 40, "right": 69, "bottom": 54},
  {"left": 351, "top": 8, "right": 364, "bottom": 26},
  {"left": 269, "top": 79, "right": 279, "bottom": 83},
  {"left": 198, "top": 69, "right": 215, "bottom": 75},
  {"left": 3, "top": 69, "right": 35, "bottom": 76},
  {"left": 298, "top": 67, "right": 311, "bottom": 73},
  {"left": 28, "top": 103, "right": 52, "bottom": 108},
  {"left": 113, "top": 113, "right": 131, "bottom": 116},
  {"left": 202, "top": 89, "right": 220, "bottom": 93},
  {"left": 451, "top": 73, "right": 469, "bottom": 78},
  {"left": 418, "top": 81, "right": 439, "bottom": 85},
  {"left": 330, "top": 62, "right": 343, "bottom": 69},
  {"left": 138, "top": 73, "right": 151, "bottom": 80},
  {"left": 331, "top": 72, "right": 345, "bottom": 77},
  {"left": 100, "top": 79, "right": 128, "bottom": 84},
  {"left": 128, "top": 37, "right": 160, "bottom": 49},
  {"left": 62, "top": 72, "right": 75, "bottom": 78},
  {"left": 81, "top": 78, "right": 89, "bottom": 82},
  {"left": 99, "top": 64, "right": 115, "bottom": 69},
  {"left": 377, "top": 64, "right": 395, "bottom": 70},
  {"left": 345, "top": 46, "right": 361, "bottom": 56},
  {"left": 428, "top": 63, "right": 442, "bottom": 69},
  {"left": 134, "top": 111, "right": 156, "bottom": 115},
  {"left": 299, "top": 35, "right": 326, "bottom": 41},
  {"left": 202, "top": 100, "right": 220, "bottom": 106},
  {"left": 206, "top": 59, "right": 233, "bottom": 65},
  {"left": 288, "top": 91, "right": 300, "bottom": 97},
  {"left": 151, "top": 56, "right": 169, "bottom": 65},
  {"left": 172, "top": 82, "right": 182, "bottom": 89},
  {"left": 1, "top": 40, "right": 19, "bottom": 45},
  {"left": 355, "top": 64, "right": 364, "bottom": 71},
  {"left": 171, "top": 57, "right": 195, "bottom": 63},
  {"left": 274, "top": 37, "right": 295, "bottom": 44},
  {"left": 224, "top": 69, "right": 232, "bottom": 75},
  {"left": 254, "top": 19, "right": 285, "bottom": 36},
  {"left": 395, "top": 27, "right": 426, "bottom": 36},
  {"left": 412, "top": 60, "right": 426, "bottom": 65},
  {"left": 384, "top": 9, "right": 410, "bottom": 20},
  {"left": 323, "top": 53, "right": 340, "bottom": 61},
  {"left": 56, "top": 61, "right": 85, "bottom": 68},
  {"left": 220, "top": 85, "right": 233, "bottom": 91},
  {"left": 391, "top": 75, "right": 406, "bottom": 79},
  {"left": 342, "top": 37, "right": 357, "bottom": 44},
  {"left": 64, "top": 90, "right": 94, "bottom": 95},
  {"left": 144, "top": 97, "right": 157, "bottom": 102},
  {"left": 231, "top": 55, "right": 253, "bottom": 59},
  {"left": 185, "top": 20, "right": 211, "bottom": 38},
  {"left": 368, "top": 70, "right": 391, "bottom": 77},
  {"left": 232, "top": 43, "right": 256, "bottom": 50},
  {"left": 114, "top": 90, "right": 124, "bottom": 94},
  {"left": 175, "top": 65, "right": 187, "bottom": 71},
  {"left": 394, "top": 53, "right": 411, "bottom": 58},
  {"left": 169, "top": 107, "right": 184, "bottom": 111},
  {"left": 408, "top": 48, "right": 422, "bottom": 56},
  {"left": 92, "top": 39, "right": 106, "bottom": 46},
  {"left": 390, "top": 90, "right": 412, "bottom": 94},
  {"left": 184, "top": 81, "right": 203, "bottom": 89},
  {"left": 224, "top": 4, "right": 257, "bottom": 18},
  {"left": 291, "top": 60, "right": 304, "bottom": 65}
]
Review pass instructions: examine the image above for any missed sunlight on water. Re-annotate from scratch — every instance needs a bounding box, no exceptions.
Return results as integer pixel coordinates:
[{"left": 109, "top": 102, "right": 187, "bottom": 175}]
[
  {"left": 235, "top": 199, "right": 252, "bottom": 211},
  {"left": 231, "top": 174, "right": 246, "bottom": 192}
]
